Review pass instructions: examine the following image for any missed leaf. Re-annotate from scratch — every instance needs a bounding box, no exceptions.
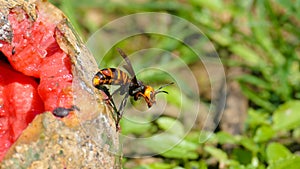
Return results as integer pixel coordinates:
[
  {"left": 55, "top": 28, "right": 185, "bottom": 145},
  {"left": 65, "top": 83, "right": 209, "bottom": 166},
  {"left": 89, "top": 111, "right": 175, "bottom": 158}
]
[
  {"left": 204, "top": 146, "right": 228, "bottom": 162},
  {"left": 215, "top": 131, "right": 237, "bottom": 144},
  {"left": 266, "top": 142, "right": 292, "bottom": 164},
  {"left": 133, "top": 162, "right": 175, "bottom": 169},
  {"left": 173, "top": 167, "right": 185, "bottom": 169},
  {"left": 120, "top": 117, "right": 154, "bottom": 135},
  {"left": 272, "top": 101, "right": 300, "bottom": 131},
  {"left": 187, "top": 160, "right": 208, "bottom": 169},
  {"left": 229, "top": 44, "right": 263, "bottom": 66},
  {"left": 190, "top": 0, "right": 224, "bottom": 11},
  {"left": 240, "top": 84, "right": 275, "bottom": 111},
  {"left": 246, "top": 109, "right": 270, "bottom": 128},
  {"left": 267, "top": 156, "right": 300, "bottom": 169},
  {"left": 249, "top": 2, "right": 285, "bottom": 67},
  {"left": 253, "top": 125, "right": 275, "bottom": 143},
  {"left": 156, "top": 117, "right": 185, "bottom": 137},
  {"left": 198, "top": 160, "right": 208, "bottom": 169},
  {"left": 141, "top": 133, "right": 198, "bottom": 159},
  {"left": 210, "top": 31, "right": 233, "bottom": 46},
  {"left": 232, "top": 148, "right": 252, "bottom": 165},
  {"left": 147, "top": 162, "right": 176, "bottom": 169},
  {"left": 239, "top": 137, "right": 259, "bottom": 153},
  {"left": 236, "top": 74, "right": 271, "bottom": 90}
]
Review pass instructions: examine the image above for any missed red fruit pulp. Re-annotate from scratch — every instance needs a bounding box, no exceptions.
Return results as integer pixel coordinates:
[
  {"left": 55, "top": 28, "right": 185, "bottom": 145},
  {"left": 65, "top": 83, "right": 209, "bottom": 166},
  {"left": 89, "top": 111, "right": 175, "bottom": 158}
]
[
  {"left": 0, "top": 8, "right": 73, "bottom": 160},
  {"left": 0, "top": 62, "right": 44, "bottom": 159}
]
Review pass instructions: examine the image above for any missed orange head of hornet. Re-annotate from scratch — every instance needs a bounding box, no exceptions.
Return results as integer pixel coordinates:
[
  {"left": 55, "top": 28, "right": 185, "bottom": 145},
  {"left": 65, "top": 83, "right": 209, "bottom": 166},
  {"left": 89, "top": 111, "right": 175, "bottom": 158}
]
[{"left": 135, "top": 82, "right": 174, "bottom": 108}]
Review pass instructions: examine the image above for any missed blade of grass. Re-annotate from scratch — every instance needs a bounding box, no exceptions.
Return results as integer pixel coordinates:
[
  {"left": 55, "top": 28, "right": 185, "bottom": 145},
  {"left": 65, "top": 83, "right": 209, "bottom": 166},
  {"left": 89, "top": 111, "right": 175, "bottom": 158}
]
[{"left": 240, "top": 84, "right": 275, "bottom": 112}]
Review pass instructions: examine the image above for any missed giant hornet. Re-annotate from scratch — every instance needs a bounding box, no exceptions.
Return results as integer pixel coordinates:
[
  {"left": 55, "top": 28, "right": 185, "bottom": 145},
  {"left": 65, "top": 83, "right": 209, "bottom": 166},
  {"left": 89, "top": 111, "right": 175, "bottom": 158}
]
[{"left": 92, "top": 48, "right": 173, "bottom": 130}]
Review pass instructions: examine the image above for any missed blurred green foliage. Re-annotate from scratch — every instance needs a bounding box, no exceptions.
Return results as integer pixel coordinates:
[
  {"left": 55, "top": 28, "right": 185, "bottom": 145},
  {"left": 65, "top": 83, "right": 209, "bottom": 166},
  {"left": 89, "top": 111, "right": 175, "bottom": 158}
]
[{"left": 50, "top": 0, "right": 300, "bottom": 168}]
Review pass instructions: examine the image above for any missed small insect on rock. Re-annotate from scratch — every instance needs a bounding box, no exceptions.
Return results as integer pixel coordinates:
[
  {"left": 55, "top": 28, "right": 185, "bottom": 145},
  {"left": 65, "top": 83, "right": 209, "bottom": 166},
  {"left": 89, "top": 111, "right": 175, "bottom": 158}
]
[
  {"left": 92, "top": 48, "right": 173, "bottom": 131},
  {"left": 53, "top": 106, "right": 79, "bottom": 118}
]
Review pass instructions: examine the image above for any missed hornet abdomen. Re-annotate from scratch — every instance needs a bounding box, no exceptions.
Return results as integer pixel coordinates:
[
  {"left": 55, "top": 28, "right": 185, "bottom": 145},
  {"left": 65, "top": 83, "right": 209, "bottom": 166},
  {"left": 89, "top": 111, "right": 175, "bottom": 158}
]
[{"left": 93, "top": 68, "right": 131, "bottom": 87}]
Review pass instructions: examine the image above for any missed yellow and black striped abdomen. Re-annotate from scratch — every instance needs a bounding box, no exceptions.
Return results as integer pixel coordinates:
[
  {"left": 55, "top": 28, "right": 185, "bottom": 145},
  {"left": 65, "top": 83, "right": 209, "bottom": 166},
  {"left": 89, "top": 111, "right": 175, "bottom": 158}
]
[{"left": 93, "top": 68, "right": 130, "bottom": 87}]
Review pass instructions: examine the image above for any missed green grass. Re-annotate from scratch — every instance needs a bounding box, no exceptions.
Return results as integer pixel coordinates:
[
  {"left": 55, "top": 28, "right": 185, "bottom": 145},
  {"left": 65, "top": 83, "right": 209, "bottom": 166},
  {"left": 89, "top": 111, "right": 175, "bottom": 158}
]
[{"left": 50, "top": 0, "right": 300, "bottom": 168}]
